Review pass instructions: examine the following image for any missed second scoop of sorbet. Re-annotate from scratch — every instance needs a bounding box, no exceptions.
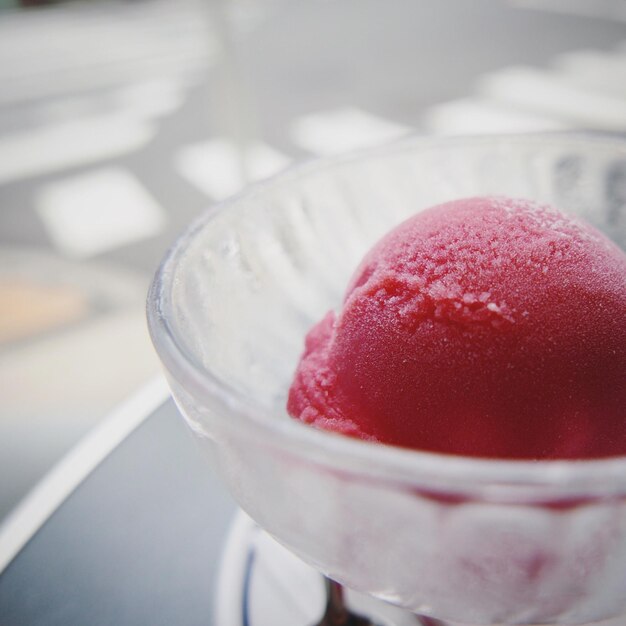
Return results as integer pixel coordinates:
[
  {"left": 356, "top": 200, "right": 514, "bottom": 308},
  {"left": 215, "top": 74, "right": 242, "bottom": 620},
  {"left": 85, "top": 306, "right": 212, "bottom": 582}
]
[{"left": 287, "top": 197, "right": 626, "bottom": 459}]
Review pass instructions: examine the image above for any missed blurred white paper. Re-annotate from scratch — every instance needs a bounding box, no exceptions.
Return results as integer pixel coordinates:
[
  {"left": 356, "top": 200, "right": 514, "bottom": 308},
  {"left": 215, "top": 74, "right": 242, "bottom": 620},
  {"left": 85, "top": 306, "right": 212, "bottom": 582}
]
[
  {"left": 36, "top": 168, "right": 166, "bottom": 258},
  {"left": 290, "top": 107, "right": 412, "bottom": 156},
  {"left": 175, "top": 139, "right": 290, "bottom": 200},
  {"left": 0, "top": 116, "right": 155, "bottom": 185}
]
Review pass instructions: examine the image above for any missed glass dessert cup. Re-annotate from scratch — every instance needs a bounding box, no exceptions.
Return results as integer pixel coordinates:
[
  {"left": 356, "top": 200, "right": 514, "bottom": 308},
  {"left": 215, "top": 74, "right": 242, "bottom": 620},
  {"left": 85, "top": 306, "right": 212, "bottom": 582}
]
[{"left": 147, "top": 134, "right": 626, "bottom": 626}]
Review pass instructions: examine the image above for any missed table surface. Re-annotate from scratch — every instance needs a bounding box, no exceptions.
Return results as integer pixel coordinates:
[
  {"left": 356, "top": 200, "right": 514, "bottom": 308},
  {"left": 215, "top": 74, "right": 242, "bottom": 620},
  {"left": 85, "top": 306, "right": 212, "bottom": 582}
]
[
  {"left": 0, "top": 395, "right": 237, "bottom": 626},
  {"left": 1, "top": 1, "right": 626, "bottom": 624}
]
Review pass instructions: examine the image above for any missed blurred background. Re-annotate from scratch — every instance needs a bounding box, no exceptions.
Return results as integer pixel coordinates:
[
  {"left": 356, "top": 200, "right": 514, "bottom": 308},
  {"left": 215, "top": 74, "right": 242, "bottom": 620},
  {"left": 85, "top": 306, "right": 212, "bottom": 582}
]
[{"left": 1, "top": 0, "right": 626, "bottom": 530}]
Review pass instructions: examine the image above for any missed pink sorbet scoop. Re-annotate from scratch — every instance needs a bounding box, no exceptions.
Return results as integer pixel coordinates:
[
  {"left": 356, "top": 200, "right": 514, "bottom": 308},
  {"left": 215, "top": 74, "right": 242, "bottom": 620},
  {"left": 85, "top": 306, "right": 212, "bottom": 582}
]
[{"left": 287, "top": 197, "right": 626, "bottom": 459}]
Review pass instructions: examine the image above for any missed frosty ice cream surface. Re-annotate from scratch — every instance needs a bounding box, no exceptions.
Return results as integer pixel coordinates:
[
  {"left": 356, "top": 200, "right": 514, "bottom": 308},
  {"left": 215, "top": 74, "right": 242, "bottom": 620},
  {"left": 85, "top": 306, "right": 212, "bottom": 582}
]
[{"left": 288, "top": 197, "right": 626, "bottom": 459}]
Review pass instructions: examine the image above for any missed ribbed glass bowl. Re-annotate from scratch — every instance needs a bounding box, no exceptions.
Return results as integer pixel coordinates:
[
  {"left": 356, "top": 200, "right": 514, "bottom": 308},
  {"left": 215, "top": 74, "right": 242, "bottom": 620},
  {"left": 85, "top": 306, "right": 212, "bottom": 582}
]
[{"left": 148, "top": 134, "right": 626, "bottom": 625}]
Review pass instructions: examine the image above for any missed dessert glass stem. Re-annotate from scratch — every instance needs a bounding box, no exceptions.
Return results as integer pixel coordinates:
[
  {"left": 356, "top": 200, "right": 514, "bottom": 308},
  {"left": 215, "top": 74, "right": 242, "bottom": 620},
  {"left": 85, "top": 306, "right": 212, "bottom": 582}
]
[
  {"left": 315, "top": 579, "right": 449, "bottom": 625},
  {"left": 417, "top": 617, "right": 447, "bottom": 626},
  {"left": 316, "top": 578, "right": 378, "bottom": 626}
]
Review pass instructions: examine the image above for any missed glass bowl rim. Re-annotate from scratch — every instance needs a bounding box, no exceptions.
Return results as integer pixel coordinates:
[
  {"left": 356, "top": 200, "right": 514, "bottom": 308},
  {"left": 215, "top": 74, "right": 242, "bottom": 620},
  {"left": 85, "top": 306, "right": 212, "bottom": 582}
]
[{"left": 147, "top": 131, "right": 626, "bottom": 500}]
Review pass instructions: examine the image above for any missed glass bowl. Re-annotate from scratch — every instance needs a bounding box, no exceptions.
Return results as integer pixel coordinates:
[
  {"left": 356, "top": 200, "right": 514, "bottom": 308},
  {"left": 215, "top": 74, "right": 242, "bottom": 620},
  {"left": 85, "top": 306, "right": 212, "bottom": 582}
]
[{"left": 147, "top": 134, "right": 626, "bottom": 625}]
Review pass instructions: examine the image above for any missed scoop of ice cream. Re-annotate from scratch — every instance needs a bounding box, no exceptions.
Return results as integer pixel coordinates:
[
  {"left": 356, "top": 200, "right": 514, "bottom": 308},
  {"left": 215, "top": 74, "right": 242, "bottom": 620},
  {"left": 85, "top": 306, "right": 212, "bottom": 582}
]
[{"left": 287, "top": 197, "right": 626, "bottom": 459}]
